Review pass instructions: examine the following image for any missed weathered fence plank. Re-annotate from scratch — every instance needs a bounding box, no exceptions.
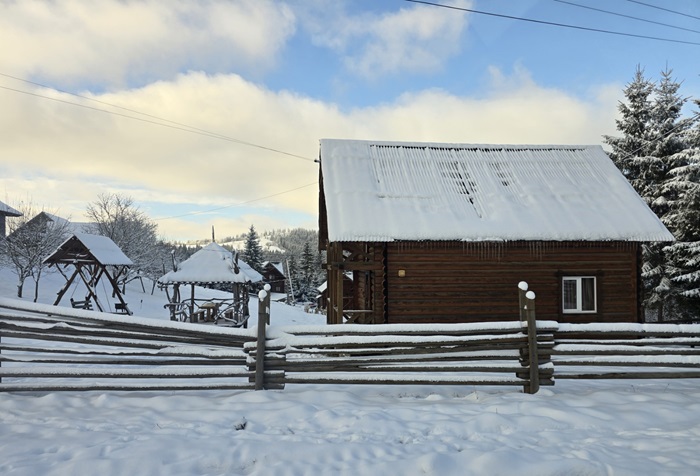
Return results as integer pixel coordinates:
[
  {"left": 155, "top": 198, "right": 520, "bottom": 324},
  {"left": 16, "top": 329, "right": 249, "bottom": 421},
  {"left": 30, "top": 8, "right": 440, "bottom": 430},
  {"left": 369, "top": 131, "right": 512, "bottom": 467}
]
[{"left": 3, "top": 291, "right": 700, "bottom": 395}]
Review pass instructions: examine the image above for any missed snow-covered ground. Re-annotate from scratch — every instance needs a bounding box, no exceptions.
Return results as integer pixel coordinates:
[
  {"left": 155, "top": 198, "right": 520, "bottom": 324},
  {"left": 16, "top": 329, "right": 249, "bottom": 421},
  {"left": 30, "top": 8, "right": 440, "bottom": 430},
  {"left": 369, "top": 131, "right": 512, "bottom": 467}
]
[{"left": 2, "top": 266, "right": 700, "bottom": 475}]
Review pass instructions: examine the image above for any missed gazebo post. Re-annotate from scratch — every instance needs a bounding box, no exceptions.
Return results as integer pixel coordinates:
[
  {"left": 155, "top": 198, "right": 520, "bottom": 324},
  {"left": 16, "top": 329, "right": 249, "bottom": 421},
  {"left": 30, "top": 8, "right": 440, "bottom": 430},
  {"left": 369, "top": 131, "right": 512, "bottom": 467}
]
[{"left": 190, "top": 283, "right": 196, "bottom": 322}]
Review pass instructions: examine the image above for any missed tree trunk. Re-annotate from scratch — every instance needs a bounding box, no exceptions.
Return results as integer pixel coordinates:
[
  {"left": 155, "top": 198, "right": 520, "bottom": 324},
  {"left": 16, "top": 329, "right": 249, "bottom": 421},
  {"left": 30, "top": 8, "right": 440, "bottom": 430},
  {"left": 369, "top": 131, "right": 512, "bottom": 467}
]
[
  {"left": 657, "top": 302, "right": 664, "bottom": 323},
  {"left": 16, "top": 279, "right": 24, "bottom": 298},
  {"left": 33, "top": 270, "right": 42, "bottom": 303}
]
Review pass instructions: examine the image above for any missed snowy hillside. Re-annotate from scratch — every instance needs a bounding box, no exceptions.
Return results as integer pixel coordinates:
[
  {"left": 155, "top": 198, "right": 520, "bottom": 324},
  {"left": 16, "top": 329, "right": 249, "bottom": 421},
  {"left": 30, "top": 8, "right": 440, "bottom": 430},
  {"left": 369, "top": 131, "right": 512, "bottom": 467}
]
[
  {"left": 183, "top": 236, "right": 285, "bottom": 254},
  {"left": 222, "top": 237, "right": 285, "bottom": 254},
  {"left": 1, "top": 265, "right": 700, "bottom": 475}
]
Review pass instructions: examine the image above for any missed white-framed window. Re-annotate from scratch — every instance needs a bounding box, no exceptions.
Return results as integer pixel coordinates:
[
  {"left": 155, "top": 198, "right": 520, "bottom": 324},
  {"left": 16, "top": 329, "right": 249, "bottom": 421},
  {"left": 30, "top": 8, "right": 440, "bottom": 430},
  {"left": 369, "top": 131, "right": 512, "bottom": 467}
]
[{"left": 562, "top": 276, "right": 597, "bottom": 313}]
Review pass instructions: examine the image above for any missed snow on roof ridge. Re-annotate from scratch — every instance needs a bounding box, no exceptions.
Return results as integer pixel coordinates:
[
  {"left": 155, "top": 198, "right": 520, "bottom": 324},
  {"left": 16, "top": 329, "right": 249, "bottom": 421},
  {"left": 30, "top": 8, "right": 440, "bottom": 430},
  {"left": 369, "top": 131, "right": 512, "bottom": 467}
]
[{"left": 320, "top": 139, "right": 675, "bottom": 243}]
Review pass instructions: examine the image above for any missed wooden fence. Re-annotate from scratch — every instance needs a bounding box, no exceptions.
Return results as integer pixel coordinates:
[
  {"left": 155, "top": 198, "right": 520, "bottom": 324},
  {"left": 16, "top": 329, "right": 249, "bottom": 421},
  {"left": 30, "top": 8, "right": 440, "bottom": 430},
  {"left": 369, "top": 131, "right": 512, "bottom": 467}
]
[
  {"left": 2, "top": 284, "right": 700, "bottom": 395},
  {"left": 0, "top": 298, "right": 264, "bottom": 392}
]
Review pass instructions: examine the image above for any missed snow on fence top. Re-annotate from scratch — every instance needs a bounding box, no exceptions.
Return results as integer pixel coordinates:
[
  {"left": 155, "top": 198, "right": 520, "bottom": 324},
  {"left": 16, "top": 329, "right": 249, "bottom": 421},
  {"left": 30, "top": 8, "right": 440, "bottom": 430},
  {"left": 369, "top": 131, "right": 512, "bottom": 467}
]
[{"left": 320, "top": 139, "right": 675, "bottom": 243}]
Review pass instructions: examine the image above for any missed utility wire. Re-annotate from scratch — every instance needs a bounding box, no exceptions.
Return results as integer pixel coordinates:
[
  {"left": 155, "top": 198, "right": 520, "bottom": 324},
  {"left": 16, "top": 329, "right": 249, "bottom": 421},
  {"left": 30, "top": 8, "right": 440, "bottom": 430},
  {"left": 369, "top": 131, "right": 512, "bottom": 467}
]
[
  {"left": 0, "top": 74, "right": 315, "bottom": 163},
  {"left": 608, "top": 111, "right": 700, "bottom": 166},
  {"left": 154, "top": 182, "right": 318, "bottom": 221},
  {"left": 555, "top": 0, "right": 700, "bottom": 35},
  {"left": 406, "top": 0, "right": 700, "bottom": 45},
  {"left": 625, "top": 0, "right": 700, "bottom": 22}
]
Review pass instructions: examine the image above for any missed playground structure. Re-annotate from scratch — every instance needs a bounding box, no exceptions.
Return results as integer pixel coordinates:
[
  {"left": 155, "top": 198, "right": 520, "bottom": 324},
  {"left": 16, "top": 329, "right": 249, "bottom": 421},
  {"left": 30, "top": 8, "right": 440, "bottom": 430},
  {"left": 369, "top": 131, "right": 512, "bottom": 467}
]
[{"left": 44, "top": 233, "right": 133, "bottom": 315}]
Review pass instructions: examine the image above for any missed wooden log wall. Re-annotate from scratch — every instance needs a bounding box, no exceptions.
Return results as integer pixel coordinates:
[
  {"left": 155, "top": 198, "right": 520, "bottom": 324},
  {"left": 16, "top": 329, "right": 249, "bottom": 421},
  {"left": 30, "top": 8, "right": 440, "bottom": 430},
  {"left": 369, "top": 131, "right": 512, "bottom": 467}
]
[{"left": 383, "top": 241, "right": 640, "bottom": 324}]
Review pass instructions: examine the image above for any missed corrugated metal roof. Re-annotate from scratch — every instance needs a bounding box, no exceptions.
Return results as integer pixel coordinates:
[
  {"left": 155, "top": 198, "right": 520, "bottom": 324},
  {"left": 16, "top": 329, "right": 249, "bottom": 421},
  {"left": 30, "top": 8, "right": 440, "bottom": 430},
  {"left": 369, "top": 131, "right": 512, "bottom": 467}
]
[{"left": 320, "top": 139, "right": 675, "bottom": 243}]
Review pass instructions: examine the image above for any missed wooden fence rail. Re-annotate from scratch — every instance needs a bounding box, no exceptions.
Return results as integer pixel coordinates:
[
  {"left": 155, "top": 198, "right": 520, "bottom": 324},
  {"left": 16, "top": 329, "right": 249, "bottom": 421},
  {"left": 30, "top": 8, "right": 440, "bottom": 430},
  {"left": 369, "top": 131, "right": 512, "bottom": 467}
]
[
  {"left": 3, "top": 284, "right": 700, "bottom": 394},
  {"left": 0, "top": 298, "right": 260, "bottom": 392},
  {"left": 551, "top": 322, "right": 700, "bottom": 380}
]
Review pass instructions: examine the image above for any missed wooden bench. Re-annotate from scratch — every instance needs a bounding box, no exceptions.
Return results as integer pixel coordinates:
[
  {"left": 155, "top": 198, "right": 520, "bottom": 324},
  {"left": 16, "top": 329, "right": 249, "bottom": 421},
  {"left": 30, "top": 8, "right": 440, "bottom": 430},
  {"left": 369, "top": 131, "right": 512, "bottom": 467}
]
[
  {"left": 70, "top": 298, "right": 93, "bottom": 310},
  {"left": 114, "top": 303, "right": 130, "bottom": 315},
  {"left": 191, "top": 310, "right": 206, "bottom": 322}
]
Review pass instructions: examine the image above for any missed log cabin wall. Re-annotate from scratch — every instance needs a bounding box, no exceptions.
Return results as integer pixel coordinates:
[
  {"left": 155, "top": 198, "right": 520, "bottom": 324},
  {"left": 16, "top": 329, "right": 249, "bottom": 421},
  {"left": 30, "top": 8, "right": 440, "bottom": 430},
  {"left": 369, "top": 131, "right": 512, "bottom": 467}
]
[{"left": 378, "top": 241, "right": 640, "bottom": 324}]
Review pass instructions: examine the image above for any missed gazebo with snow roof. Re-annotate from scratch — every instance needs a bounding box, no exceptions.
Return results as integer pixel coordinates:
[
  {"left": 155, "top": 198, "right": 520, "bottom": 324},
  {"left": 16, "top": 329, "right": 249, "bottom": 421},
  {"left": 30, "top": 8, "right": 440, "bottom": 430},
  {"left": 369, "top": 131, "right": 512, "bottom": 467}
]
[
  {"left": 44, "top": 233, "right": 133, "bottom": 315},
  {"left": 318, "top": 139, "right": 675, "bottom": 325},
  {"left": 158, "top": 242, "right": 262, "bottom": 325}
]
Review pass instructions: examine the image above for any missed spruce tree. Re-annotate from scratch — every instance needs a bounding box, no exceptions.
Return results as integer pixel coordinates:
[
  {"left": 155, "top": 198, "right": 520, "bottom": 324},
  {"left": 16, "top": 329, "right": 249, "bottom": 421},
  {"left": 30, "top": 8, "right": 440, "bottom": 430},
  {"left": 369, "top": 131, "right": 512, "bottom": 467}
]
[
  {"left": 604, "top": 67, "right": 696, "bottom": 320},
  {"left": 664, "top": 99, "right": 700, "bottom": 318},
  {"left": 604, "top": 66, "right": 655, "bottom": 191},
  {"left": 298, "top": 241, "right": 317, "bottom": 301},
  {"left": 243, "top": 225, "right": 264, "bottom": 272}
]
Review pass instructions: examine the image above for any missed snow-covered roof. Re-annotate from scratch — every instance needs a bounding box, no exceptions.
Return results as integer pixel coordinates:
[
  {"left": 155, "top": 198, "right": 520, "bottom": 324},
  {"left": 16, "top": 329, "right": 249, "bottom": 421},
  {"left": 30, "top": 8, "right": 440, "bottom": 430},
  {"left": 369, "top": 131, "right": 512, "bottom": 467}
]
[
  {"left": 320, "top": 139, "right": 675, "bottom": 242},
  {"left": 41, "top": 212, "right": 97, "bottom": 234},
  {"left": 158, "top": 242, "right": 263, "bottom": 285},
  {"left": 0, "top": 200, "right": 21, "bottom": 217},
  {"left": 317, "top": 273, "right": 353, "bottom": 293},
  {"left": 44, "top": 233, "right": 133, "bottom": 266},
  {"left": 263, "top": 261, "right": 286, "bottom": 277}
]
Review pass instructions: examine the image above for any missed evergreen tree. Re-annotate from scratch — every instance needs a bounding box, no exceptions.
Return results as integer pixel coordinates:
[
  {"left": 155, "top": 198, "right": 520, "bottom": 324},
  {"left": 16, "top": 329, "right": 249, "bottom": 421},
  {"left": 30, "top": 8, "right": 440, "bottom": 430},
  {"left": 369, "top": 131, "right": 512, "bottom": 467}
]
[
  {"left": 604, "top": 66, "right": 655, "bottom": 191},
  {"left": 604, "top": 67, "right": 697, "bottom": 320},
  {"left": 297, "top": 241, "right": 317, "bottom": 301},
  {"left": 664, "top": 99, "right": 700, "bottom": 318},
  {"left": 243, "top": 225, "right": 264, "bottom": 272}
]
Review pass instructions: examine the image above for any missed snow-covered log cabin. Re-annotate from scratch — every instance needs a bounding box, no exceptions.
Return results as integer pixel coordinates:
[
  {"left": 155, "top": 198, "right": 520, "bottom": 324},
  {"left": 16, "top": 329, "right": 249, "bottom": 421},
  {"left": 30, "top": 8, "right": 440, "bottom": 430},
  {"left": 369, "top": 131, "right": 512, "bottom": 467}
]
[{"left": 318, "top": 139, "right": 675, "bottom": 325}]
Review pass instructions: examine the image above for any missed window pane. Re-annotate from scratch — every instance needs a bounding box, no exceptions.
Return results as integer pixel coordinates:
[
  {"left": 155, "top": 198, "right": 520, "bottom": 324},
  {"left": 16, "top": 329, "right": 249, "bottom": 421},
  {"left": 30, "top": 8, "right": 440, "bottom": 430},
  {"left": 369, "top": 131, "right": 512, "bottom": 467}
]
[
  {"left": 563, "top": 279, "right": 577, "bottom": 310},
  {"left": 582, "top": 277, "right": 596, "bottom": 311}
]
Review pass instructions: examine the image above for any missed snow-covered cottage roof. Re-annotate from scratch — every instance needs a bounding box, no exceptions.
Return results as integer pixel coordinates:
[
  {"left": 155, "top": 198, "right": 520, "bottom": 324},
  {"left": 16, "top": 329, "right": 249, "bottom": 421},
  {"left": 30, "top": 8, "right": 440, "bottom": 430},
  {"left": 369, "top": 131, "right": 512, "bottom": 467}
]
[
  {"left": 0, "top": 200, "right": 21, "bottom": 217},
  {"left": 320, "top": 139, "right": 675, "bottom": 243},
  {"left": 44, "top": 233, "right": 133, "bottom": 266},
  {"left": 158, "top": 242, "right": 263, "bottom": 285},
  {"left": 40, "top": 212, "right": 97, "bottom": 234},
  {"left": 263, "top": 261, "right": 286, "bottom": 277}
]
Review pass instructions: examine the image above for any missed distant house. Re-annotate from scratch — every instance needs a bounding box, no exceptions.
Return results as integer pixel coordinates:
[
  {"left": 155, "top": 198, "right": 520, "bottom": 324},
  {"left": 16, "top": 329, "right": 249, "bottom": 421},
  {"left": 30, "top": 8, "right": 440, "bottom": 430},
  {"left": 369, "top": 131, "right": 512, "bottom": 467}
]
[
  {"left": 318, "top": 139, "right": 675, "bottom": 325},
  {"left": 0, "top": 200, "right": 22, "bottom": 238},
  {"left": 261, "top": 261, "right": 287, "bottom": 294},
  {"left": 7, "top": 212, "right": 96, "bottom": 238}
]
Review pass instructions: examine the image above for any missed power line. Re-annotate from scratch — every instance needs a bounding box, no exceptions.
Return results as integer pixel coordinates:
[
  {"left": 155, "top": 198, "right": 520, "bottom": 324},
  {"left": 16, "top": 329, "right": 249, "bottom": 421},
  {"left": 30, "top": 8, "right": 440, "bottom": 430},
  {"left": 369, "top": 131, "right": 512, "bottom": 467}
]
[
  {"left": 0, "top": 74, "right": 315, "bottom": 163},
  {"left": 154, "top": 182, "right": 318, "bottom": 221},
  {"left": 609, "top": 111, "right": 700, "bottom": 166},
  {"left": 625, "top": 0, "right": 700, "bottom": 22},
  {"left": 555, "top": 0, "right": 700, "bottom": 35},
  {"left": 406, "top": 0, "right": 700, "bottom": 45}
]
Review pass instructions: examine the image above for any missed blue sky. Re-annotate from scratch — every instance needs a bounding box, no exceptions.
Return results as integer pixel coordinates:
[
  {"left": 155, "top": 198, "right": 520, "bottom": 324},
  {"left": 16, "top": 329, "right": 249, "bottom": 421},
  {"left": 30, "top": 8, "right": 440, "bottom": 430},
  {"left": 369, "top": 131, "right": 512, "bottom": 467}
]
[{"left": 1, "top": 0, "right": 699, "bottom": 241}]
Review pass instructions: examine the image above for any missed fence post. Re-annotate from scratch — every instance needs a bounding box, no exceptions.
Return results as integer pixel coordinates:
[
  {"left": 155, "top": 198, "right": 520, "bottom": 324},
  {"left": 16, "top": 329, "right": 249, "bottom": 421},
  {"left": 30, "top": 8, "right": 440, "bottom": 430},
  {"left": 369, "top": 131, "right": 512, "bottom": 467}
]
[
  {"left": 524, "top": 290, "right": 540, "bottom": 394},
  {"left": 255, "top": 284, "right": 271, "bottom": 390},
  {"left": 518, "top": 281, "right": 528, "bottom": 323}
]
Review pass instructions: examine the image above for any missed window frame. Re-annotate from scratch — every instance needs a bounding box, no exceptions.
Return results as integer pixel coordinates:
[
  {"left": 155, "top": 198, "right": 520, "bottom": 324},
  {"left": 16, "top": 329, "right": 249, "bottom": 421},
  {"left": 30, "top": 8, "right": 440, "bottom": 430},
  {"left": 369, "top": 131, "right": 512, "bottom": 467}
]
[{"left": 561, "top": 276, "right": 597, "bottom": 314}]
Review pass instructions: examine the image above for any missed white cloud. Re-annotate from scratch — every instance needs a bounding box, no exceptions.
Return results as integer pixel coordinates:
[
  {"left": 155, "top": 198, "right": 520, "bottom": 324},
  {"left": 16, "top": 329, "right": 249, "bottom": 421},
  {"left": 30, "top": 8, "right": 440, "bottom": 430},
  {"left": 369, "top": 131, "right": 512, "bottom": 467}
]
[
  {"left": 0, "top": 67, "right": 620, "bottom": 240},
  {"left": 0, "top": 0, "right": 296, "bottom": 88},
  {"left": 302, "top": 0, "right": 472, "bottom": 78}
]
